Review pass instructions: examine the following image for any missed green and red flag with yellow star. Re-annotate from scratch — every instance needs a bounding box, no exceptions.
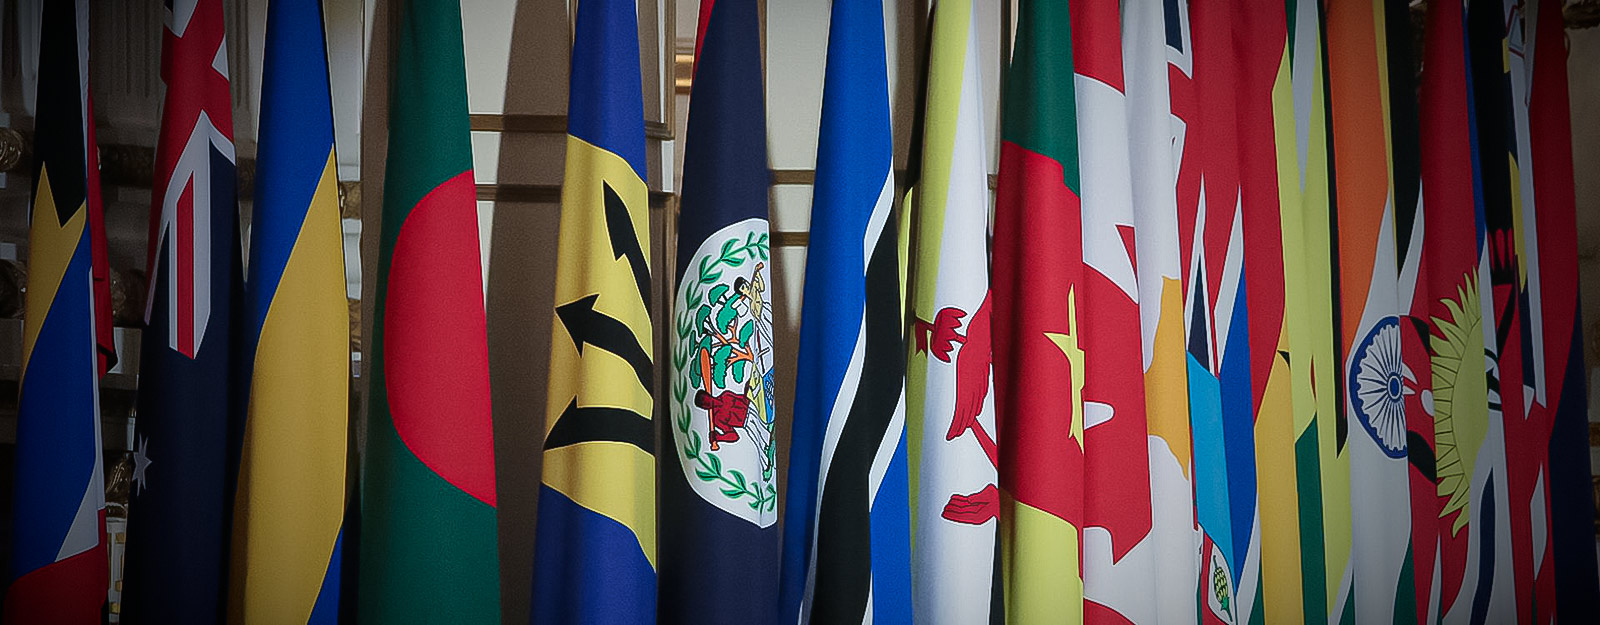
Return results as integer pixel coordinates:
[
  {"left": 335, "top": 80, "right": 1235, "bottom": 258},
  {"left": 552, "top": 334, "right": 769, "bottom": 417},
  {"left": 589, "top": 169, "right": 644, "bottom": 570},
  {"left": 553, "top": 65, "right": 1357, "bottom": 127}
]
[{"left": 991, "top": 1, "right": 1086, "bottom": 622}]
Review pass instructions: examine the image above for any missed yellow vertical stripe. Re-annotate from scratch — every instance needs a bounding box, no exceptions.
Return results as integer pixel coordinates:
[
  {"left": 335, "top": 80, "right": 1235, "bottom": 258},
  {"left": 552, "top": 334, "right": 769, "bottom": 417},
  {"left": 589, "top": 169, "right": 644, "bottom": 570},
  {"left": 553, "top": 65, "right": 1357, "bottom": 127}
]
[
  {"left": 231, "top": 154, "right": 349, "bottom": 623},
  {"left": 1003, "top": 497, "right": 1083, "bottom": 625},
  {"left": 1259, "top": 38, "right": 1307, "bottom": 625}
]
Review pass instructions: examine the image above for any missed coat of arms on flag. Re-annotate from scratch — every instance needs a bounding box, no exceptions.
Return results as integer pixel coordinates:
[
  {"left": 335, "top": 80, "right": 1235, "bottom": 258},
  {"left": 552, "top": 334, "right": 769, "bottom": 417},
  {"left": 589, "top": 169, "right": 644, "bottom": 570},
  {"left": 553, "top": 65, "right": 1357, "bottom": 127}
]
[{"left": 670, "top": 218, "right": 778, "bottom": 523}]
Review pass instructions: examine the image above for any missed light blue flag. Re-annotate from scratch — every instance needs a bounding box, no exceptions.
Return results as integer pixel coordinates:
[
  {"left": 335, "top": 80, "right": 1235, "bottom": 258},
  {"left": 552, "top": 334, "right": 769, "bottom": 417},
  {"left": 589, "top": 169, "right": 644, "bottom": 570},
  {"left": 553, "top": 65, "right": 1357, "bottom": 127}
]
[{"left": 777, "top": 0, "right": 911, "bottom": 623}]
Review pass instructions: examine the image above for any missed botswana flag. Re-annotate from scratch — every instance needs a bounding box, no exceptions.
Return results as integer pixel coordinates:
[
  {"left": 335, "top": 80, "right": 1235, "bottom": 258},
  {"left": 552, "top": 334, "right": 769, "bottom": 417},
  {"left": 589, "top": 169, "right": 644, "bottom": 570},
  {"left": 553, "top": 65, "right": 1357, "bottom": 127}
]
[{"left": 777, "top": 0, "right": 911, "bottom": 622}]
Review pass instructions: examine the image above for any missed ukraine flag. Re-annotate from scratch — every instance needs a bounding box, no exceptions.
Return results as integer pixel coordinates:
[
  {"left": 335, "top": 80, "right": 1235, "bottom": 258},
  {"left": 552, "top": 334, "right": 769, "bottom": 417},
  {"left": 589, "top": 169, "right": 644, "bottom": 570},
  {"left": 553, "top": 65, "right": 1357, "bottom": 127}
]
[
  {"left": 229, "top": 0, "right": 349, "bottom": 622},
  {"left": 530, "top": 0, "right": 655, "bottom": 622}
]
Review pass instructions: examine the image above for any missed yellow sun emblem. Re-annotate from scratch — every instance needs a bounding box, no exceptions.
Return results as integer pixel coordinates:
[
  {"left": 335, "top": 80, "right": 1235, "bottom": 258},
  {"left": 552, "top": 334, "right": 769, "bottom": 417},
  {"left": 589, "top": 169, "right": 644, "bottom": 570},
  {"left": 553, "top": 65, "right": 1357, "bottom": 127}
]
[{"left": 1429, "top": 273, "right": 1490, "bottom": 535}]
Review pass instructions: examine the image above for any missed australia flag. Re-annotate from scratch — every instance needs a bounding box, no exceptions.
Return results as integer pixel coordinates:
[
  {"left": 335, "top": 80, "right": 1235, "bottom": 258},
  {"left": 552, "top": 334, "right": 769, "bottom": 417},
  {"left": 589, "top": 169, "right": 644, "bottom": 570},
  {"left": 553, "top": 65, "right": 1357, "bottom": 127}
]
[{"left": 118, "top": 0, "right": 244, "bottom": 623}]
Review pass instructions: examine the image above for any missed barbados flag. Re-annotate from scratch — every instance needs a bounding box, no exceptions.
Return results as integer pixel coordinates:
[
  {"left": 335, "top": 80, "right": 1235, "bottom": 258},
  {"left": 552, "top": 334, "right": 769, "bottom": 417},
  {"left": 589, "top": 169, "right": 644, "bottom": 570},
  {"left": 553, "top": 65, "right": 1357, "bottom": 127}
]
[
  {"left": 660, "top": 1, "right": 779, "bottom": 624},
  {"left": 530, "top": 0, "right": 655, "bottom": 621},
  {"left": 229, "top": 0, "right": 348, "bottom": 621},
  {"left": 5, "top": 0, "right": 109, "bottom": 621},
  {"left": 777, "top": 0, "right": 910, "bottom": 622},
  {"left": 358, "top": 0, "right": 498, "bottom": 621}
]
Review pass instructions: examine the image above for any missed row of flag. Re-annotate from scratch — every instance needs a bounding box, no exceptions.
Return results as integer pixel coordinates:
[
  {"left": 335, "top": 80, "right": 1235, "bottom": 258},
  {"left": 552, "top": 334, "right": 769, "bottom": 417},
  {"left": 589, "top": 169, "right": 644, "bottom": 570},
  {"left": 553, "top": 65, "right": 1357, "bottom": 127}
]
[
  {"left": 652, "top": 0, "right": 1600, "bottom": 623},
  {"left": 8, "top": 0, "right": 1598, "bottom": 625},
  {"left": 8, "top": 0, "right": 351, "bottom": 622}
]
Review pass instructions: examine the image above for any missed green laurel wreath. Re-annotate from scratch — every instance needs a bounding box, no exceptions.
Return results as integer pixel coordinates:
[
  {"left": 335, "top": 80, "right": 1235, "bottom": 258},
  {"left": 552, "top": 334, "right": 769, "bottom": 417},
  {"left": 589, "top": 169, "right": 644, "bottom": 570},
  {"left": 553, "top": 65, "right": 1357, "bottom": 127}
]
[{"left": 671, "top": 231, "right": 777, "bottom": 512}]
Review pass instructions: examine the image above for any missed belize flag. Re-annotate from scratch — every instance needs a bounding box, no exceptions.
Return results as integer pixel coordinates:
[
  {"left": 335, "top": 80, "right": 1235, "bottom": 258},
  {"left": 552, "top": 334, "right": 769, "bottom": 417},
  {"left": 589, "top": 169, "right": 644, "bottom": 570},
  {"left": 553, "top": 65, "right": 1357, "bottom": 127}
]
[
  {"left": 5, "top": 0, "right": 110, "bottom": 621},
  {"left": 357, "top": 0, "right": 499, "bottom": 621},
  {"left": 777, "top": 0, "right": 910, "bottom": 622},
  {"left": 530, "top": 0, "right": 655, "bottom": 622},
  {"left": 660, "top": 0, "right": 779, "bottom": 624},
  {"left": 121, "top": 0, "right": 244, "bottom": 622},
  {"left": 228, "top": 0, "right": 349, "bottom": 621}
]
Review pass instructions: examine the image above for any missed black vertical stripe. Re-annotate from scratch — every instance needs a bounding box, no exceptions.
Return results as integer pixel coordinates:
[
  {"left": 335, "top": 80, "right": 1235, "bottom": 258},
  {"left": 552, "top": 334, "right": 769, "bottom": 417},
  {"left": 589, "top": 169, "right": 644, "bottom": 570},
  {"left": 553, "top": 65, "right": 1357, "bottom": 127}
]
[
  {"left": 32, "top": 0, "right": 87, "bottom": 224},
  {"left": 808, "top": 211, "right": 905, "bottom": 624},
  {"left": 1385, "top": 0, "right": 1421, "bottom": 269},
  {"left": 1317, "top": 0, "right": 1349, "bottom": 454}
]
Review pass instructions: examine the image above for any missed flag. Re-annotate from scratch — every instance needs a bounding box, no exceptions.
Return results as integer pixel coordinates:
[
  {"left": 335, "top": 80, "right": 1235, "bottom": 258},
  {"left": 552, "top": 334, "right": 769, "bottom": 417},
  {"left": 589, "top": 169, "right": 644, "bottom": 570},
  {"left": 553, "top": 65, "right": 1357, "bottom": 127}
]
[
  {"left": 991, "top": 0, "right": 1085, "bottom": 621},
  {"left": 1409, "top": 1, "right": 1493, "bottom": 621},
  {"left": 660, "top": 0, "right": 778, "bottom": 623},
  {"left": 1239, "top": 1, "right": 1304, "bottom": 622},
  {"left": 4, "top": 0, "right": 109, "bottom": 621},
  {"left": 1326, "top": 1, "right": 1417, "bottom": 622},
  {"left": 777, "top": 0, "right": 909, "bottom": 620},
  {"left": 1461, "top": 0, "right": 1523, "bottom": 618},
  {"left": 903, "top": 0, "right": 999, "bottom": 622},
  {"left": 1499, "top": 2, "right": 1557, "bottom": 616},
  {"left": 1527, "top": 0, "right": 1600, "bottom": 617},
  {"left": 1280, "top": 3, "right": 1354, "bottom": 621},
  {"left": 357, "top": 0, "right": 499, "bottom": 620},
  {"left": 229, "top": 0, "right": 348, "bottom": 621},
  {"left": 530, "top": 0, "right": 654, "bottom": 621},
  {"left": 1063, "top": 1, "right": 1159, "bottom": 622},
  {"left": 121, "top": 0, "right": 243, "bottom": 620},
  {"left": 1123, "top": 0, "right": 1200, "bottom": 621},
  {"left": 1175, "top": 0, "right": 1264, "bottom": 620}
]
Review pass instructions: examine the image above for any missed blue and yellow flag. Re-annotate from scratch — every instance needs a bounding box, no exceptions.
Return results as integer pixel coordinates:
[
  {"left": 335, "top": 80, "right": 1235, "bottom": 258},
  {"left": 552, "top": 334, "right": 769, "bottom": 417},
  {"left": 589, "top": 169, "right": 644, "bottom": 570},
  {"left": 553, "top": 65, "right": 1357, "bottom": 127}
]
[
  {"left": 228, "top": 0, "right": 349, "bottom": 621},
  {"left": 530, "top": 0, "right": 655, "bottom": 622}
]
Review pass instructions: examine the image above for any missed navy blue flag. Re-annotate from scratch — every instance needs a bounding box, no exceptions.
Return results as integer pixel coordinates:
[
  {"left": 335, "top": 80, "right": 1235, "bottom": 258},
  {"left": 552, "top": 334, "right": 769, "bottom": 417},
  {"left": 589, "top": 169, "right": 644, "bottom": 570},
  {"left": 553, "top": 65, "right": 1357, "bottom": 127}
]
[
  {"left": 119, "top": 0, "right": 244, "bottom": 622},
  {"left": 662, "top": 1, "right": 780, "bottom": 623}
]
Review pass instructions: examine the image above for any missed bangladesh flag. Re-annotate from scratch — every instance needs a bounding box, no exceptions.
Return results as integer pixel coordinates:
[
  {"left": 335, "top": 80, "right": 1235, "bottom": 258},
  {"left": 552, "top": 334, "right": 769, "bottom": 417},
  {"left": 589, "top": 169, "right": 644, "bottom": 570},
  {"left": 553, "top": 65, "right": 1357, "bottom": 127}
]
[{"left": 358, "top": 0, "right": 499, "bottom": 622}]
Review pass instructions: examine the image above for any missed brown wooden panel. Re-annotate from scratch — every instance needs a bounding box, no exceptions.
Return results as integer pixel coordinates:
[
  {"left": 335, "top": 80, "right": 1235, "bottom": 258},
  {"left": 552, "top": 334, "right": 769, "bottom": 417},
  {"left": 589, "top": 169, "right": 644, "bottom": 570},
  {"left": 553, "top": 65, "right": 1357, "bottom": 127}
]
[
  {"left": 476, "top": 184, "right": 673, "bottom": 206},
  {"left": 468, "top": 113, "right": 672, "bottom": 140}
]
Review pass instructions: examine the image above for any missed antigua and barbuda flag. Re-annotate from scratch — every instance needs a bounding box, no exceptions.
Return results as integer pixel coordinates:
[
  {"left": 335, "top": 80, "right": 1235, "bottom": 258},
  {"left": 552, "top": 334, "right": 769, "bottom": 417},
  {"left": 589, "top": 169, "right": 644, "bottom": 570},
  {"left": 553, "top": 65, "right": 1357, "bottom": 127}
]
[
  {"left": 1123, "top": 0, "right": 1200, "bottom": 620},
  {"left": 777, "top": 0, "right": 909, "bottom": 622},
  {"left": 1326, "top": 1, "right": 1418, "bottom": 622},
  {"left": 990, "top": 0, "right": 1085, "bottom": 622},
  {"left": 1498, "top": 2, "right": 1557, "bottom": 616},
  {"left": 530, "top": 0, "right": 655, "bottom": 622},
  {"left": 902, "top": 0, "right": 999, "bottom": 622},
  {"left": 121, "top": 0, "right": 245, "bottom": 621},
  {"left": 4, "top": 0, "right": 110, "bottom": 621},
  {"left": 1064, "top": 1, "right": 1159, "bottom": 622},
  {"left": 357, "top": 0, "right": 499, "bottom": 621},
  {"left": 1524, "top": 0, "right": 1600, "bottom": 616},
  {"left": 228, "top": 0, "right": 348, "bottom": 621},
  {"left": 1279, "top": 1, "right": 1351, "bottom": 620},
  {"left": 660, "top": 0, "right": 778, "bottom": 623}
]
